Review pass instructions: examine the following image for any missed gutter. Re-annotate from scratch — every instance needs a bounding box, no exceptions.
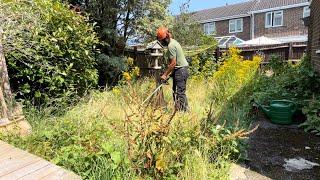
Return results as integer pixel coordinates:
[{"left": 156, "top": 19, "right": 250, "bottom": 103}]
[{"left": 197, "top": 14, "right": 250, "bottom": 23}]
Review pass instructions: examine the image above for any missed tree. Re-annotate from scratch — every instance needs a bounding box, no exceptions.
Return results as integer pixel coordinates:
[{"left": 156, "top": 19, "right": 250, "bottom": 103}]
[
  {"left": 171, "top": 0, "right": 216, "bottom": 47},
  {"left": 62, "top": 0, "right": 172, "bottom": 48},
  {"left": 134, "top": 0, "right": 173, "bottom": 42}
]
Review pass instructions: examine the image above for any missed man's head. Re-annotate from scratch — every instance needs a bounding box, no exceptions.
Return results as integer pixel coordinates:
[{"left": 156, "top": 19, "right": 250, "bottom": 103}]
[{"left": 157, "top": 27, "right": 170, "bottom": 46}]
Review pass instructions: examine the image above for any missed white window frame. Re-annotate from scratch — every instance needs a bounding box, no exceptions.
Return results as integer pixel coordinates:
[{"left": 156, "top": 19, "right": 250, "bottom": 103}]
[
  {"left": 273, "top": 10, "right": 283, "bottom": 27},
  {"left": 229, "top": 18, "right": 243, "bottom": 33},
  {"left": 265, "top": 12, "right": 273, "bottom": 28},
  {"left": 203, "top": 22, "right": 215, "bottom": 35},
  {"left": 303, "top": 6, "right": 310, "bottom": 18},
  {"left": 265, "top": 10, "right": 283, "bottom": 28}
]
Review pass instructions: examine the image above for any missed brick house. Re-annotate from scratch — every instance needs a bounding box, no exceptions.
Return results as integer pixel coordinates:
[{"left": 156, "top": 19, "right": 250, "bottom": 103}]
[
  {"left": 307, "top": 0, "right": 320, "bottom": 73},
  {"left": 192, "top": 0, "right": 310, "bottom": 43},
  {"left": 191, "top": 1, "right": 255, "bottom": 40}
]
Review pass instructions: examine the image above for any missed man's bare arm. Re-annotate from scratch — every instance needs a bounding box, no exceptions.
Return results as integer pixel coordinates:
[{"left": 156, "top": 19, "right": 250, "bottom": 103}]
[{"left": 161, "top": 58, "right": 176, "bottom": 79}]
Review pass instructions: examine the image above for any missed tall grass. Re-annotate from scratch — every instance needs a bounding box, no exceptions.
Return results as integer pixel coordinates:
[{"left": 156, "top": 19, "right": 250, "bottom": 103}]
[{"left": 1, "top": 48, "right": 262, "bottom": 179}]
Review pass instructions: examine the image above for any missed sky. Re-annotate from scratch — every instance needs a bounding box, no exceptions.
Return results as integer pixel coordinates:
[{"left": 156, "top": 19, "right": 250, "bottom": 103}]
[{"left": 169, "top": 0, "right": 249, "bottom": 15}]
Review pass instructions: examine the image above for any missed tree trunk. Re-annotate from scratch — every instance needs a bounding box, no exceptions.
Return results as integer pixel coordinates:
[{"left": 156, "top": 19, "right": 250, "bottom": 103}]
[
  {"left": 0, "top": 43, "right": 12, "bottom": 118},
  {"left": 0, "top": 47, "right": 13, "bottom": 100},
  {"left": 0, "top": 84, "right": 8, "bottom": 118},
  {"left": 123, "top": 0, "right": 133, "bottom": 42}
]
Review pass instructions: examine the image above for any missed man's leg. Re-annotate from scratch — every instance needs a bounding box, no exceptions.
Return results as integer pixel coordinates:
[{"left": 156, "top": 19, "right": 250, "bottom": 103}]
[
  {"left": 173, "top": 68, "right": 189, "bottom": 111},
  {"left": 172, "top": 70, "right": 177, "bottom": 104}
]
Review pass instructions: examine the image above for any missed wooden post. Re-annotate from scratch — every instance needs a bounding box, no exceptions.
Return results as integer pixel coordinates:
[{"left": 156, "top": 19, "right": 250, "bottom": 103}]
[{"left": 288, "top": 43, "right": 293, "bottom": 61}]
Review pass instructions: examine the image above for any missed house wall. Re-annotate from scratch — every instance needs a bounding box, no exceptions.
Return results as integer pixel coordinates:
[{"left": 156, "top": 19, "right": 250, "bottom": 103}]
[
  {"left": 253, "top": 6, "right": 308, "bottom": 38},
  {"left": 214, "top": 16, "right": 251, "bottom": 40},
  {"left": 308, "top": 0, "right": 320, "bottom": 73}
]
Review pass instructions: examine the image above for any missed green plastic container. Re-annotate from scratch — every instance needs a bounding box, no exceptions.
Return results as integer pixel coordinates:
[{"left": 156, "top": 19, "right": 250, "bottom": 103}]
[{"left": 257, "top": 100, "right": 297, "bottom": 125}]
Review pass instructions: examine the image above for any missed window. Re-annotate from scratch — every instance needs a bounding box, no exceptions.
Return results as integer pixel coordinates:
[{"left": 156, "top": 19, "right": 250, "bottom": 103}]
[
  {"left": 273, "top": 11, "right": 283, "bottom": 26},
  {"left": 229, "top": 18, "right": 243, "bottom": 33},
  {"left": 265, "top": 10, "right": 283, "bottom": 28},
  {"left": 265, "top": 12, "right": 273, "bottom": 27},
  {"left": 203, "top": 22, "right": 215, "bottom": 35},
  {"left": 303, "top": 6, "right": 310, "bottom": 18}
]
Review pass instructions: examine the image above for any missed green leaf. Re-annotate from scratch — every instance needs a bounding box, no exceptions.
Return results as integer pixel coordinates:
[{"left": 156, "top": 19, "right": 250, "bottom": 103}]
[
  {"left": 101, "top": 142, "right": 113, "bottom": 153},
  {"left": 111, "top": 151, "right": 121, "bottom": 165},
  {"left": 67, "top": 25, "right": 73, "bottom": 31},
  {"left": 35, "top": 91, "right": 41, "bottom": 98}
]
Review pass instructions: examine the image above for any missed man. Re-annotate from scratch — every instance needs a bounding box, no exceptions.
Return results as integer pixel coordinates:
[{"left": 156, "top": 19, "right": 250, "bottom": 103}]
[{"left": 157, "top": 27, "right": 189, "bottom": 112}]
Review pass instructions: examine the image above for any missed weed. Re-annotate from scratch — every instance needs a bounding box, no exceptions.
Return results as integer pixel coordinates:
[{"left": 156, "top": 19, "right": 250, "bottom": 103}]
[{"left": 300, "top": 96, "right": 320, "bottom": 135}]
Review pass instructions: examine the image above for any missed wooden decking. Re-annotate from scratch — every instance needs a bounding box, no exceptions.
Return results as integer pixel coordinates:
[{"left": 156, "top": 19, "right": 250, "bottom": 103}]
[{"left": 0, "top": 141, "right": 80, "bottom": 180}]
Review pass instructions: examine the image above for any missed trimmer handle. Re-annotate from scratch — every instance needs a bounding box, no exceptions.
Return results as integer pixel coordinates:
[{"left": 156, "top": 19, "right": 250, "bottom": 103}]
[{"left": 160, "top": 78, "right": 169, "bottom": 85}]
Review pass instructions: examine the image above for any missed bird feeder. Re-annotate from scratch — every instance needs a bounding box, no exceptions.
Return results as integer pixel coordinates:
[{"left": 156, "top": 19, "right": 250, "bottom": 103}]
[
  {"left": 147, "top": 40, "right": 163, "bottom": 69},
  {"left": 146, "top": 41, "right": 166, "bottom": 107}
]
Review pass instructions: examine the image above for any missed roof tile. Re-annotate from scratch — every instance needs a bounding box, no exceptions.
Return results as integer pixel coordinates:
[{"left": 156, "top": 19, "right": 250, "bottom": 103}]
[
  {"left": 252, "top": 0, "right": 308, "bottom": 11},
  {"left": 191, "top": 1, "right": 256, "bottom": 22},
  {"left": 192, "top": 0, "right": 309, "bottom": 22}
]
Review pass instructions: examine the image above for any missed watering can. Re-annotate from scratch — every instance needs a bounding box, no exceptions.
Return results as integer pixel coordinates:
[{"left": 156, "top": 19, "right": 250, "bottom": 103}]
[{"left": 255, "top": 100, "right": 297, "bottom": 125}]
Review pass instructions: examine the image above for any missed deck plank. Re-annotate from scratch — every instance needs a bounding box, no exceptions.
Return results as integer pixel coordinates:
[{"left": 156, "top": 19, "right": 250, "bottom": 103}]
[
  {"left": 20, "top": 164, "right": 61, "bottom": 180},
  {"left": 0, "top": 154, "right": 42, "bottom": 176},
  {"left": 1, "top": 159, "right": 50, "bottom": 179},
  {"left": 0, "top": 141, "right": 80, "bottom": 180}
]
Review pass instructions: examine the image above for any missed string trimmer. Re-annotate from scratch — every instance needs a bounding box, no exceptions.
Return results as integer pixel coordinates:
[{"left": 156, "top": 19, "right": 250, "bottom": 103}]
[{"left": 142, "top": 79, "right": 169, "bottom": 106}]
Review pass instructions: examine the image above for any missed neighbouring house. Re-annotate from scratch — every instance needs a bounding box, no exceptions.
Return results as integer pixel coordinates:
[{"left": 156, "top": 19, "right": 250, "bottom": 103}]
[
  {"left": 307, "top": 0, "right": 320, "bottom": 73},
  {"left": 192, "top": 0, "right": 310, "bottom": 45},
  {"left": 192, "top": 1, "right": 255, "bottom": 41}
]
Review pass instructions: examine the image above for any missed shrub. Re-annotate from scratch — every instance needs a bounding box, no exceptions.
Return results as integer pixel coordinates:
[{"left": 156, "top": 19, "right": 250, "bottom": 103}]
[
  {"left": 96, "top": 54, "right": 128, "bottom": 87},
  {"left": 213, "top": 47, "right": 262, "bottom": 105},
  {"left": 300, "top": 97, "right": 320, "bottom": 135},
  {"left": 1, "top": 0, "right": 99, "bottom": 105},
  {"left": 252, "top": 56, "right": 320, "bottom": 106},
  {"left": 267, "top": 55, "right": 285, "bottom": 75},
  {"left": 189, "top": 50, "right": 222, "bottom": 79}
]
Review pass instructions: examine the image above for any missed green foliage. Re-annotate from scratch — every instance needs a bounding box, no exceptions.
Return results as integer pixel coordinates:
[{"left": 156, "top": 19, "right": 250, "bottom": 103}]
[
  {"left": 267, "top": 55, "right": 285, "bottom": 75},
  {"left": 1, "top": 49, "right": 267, "bottom": 179},
  {"left": 1, "top": 0, "right": 99, "bottom": 105},
  {"left": 300, "top": 97, "right": 320, "bottom": 135},
  {"left": 96, "top": 54, "right": 128, "bottom": 87},
  {"left": 136, "top": 0, "right": 173, "bottom": 42},
  {"left": 213, "top": 48, "right": 262, "bottom": 107},
  {"left": 189, "top": 51, "right": 222, "bottom": 79},
  {"left": 252, "top": 55, "right": 320, "bottom": 134},
  {"left": 253, "top": 56, "right": 320, "bottom": 106},
  {"left": 2, "top": 93, "right": 134, "bottom": 179},
  {"left": 62, "top": 0, "right": 172, "bottom": 49}
]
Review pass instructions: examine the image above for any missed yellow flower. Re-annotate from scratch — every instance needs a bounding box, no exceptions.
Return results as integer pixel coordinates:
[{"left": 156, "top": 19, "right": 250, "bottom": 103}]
[
  {"left": 127, "top": 57, "right": 134, "bottom": 66},
  {"left": 123, "top": 72, "right": 132, "bottom": 81},
  {"left": 112, "top": 87, "right": 121, "bottom": 95}
]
